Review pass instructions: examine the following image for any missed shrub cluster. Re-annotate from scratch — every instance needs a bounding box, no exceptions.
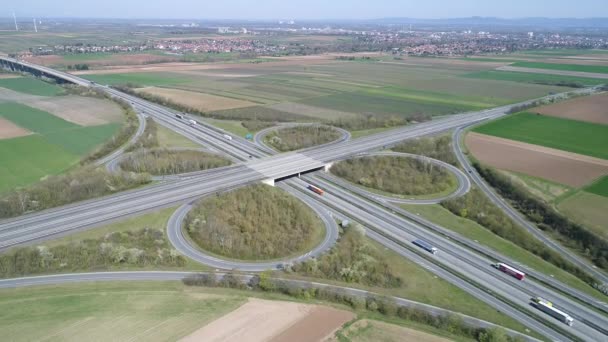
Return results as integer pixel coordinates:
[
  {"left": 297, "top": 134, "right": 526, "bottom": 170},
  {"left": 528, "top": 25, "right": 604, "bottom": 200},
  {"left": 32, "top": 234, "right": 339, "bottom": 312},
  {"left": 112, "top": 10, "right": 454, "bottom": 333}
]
[
  {"left": 393, "top": 135, "right": 457, "bottom": 165},
  {"left": 265, "top": 125, "right": 342, "bottom": 152},
  {"left": 331, "top": 156, "right": 454, "bottom": 196},
  {"left": 292, "top": 227, "right": 403, "bottom": 288},
  {"left": 0, "top": 227, "right": 186, "bottom": 277},
  {"left": 0, "top": 168, "right": 150, "bottom": 219},
  {"left": 119, "top": 149, "right": 230, "bottom": 175},
  {"left": 185, "top": 185, "right": 322, "bottom": 259},
  {"left": 183, "top": 272, "right": 524, "bottom": 342}
]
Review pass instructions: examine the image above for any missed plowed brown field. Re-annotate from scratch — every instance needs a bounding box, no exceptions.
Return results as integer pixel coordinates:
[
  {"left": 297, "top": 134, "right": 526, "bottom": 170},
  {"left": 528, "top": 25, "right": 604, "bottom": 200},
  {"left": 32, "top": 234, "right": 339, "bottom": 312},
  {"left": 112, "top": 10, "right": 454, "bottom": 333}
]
[
  {"left": 179, "top": 298, "right": 354, "bottom": 342},
  {"left": 136, "top": 87, "right": 256, "bottom": 112},
  {"left": 466, "top": 132, "right": 608, "bottom": 187},
  {"left": 532, "top": 93, "right": 608, "bottom": 125}
]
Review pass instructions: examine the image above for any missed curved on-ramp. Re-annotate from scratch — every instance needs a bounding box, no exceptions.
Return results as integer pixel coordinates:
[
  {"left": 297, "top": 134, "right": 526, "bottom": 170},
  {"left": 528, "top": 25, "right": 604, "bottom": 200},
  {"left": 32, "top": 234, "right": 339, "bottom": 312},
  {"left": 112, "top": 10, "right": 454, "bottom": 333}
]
[
  {"left": 254, "top": 123, "right": 351, "bottom": 154},
  {"left": 167, "top": 189, "right": 340, "bottom": 272},
  {"left": 325, "top": 151, "right": 471, "bottom": 205}
]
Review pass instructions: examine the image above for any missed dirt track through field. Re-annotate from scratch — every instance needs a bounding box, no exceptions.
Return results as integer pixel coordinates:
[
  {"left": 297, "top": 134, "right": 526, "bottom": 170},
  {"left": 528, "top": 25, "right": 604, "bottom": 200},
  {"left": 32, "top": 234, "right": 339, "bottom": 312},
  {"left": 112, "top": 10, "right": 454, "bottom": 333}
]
[
  {"left": 532, "top": 93, "right": 608, "bottom": 125},
  {"left": 466, "top": 132, "right": 608, "bottom": 187},
  {"left": 179, "top": 298, "right": 354, "bottom": 342},
  {"left": 0, "top": 117, "right": 31, "bottom": 139}
]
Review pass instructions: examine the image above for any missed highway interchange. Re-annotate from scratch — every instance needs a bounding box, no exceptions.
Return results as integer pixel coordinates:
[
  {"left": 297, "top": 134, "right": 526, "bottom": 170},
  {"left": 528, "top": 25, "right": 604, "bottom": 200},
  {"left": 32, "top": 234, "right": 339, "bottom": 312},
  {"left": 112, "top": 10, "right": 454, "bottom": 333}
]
[{"left": 0, "top": 57, "right": 606, "bottom": 341}]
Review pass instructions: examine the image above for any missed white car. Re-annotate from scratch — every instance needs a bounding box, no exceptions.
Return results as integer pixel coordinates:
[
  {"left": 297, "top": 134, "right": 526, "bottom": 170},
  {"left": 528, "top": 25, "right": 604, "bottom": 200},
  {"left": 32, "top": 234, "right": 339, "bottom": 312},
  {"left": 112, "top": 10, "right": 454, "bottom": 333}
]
[{"left": 188, "top": 119, "right": 197, "bottom": 126}]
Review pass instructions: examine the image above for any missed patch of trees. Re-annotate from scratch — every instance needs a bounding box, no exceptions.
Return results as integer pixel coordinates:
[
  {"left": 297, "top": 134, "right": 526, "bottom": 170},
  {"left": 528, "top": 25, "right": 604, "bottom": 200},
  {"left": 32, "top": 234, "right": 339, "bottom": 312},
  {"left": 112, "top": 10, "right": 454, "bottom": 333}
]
[
  {"left": 329, "top": 114, "right": 412, "bottom": 131},
  {"left": 0, "top": 227, "right": 186, "bottom": 278},
  {"left": 119, "top": 149, "right": 231, "bottom": 175},
  {"left": 185, "top": 185, "right": 322, "bottom": 260},
  {"left": 0, "top": 168, "right": 150, "bottom": 219},
  {"left": 265, "top": 125, "right": 342, "bottom": 152},
  {"left": 292, "top": 226, "right": 403, "bottom": 288},
  {"left": 66, "top": 64, "right": 89, "bottom": 71},
  {"left": 183, "top": 272, "right": 523, "bottom": 342},
  {"left": 473, "top": 162, "right": 608, "bottom": 273},
  {"left": 393, "top": 135, "right": 457, "bottom": 165},
  {"left": 241, "top": 120, "right": 274, "bottom": 132},
  {"left": 331, "top": 156, "right": 454, "bottom": 196},
  {"left": 531, "top": 80, "right": 585, "bottom": 88},
  {"left": 125, "top": 117, "right": 159, "bottom": 152},
  {"left": 441, "top": 187, "right": 597, "bottom": 287}
]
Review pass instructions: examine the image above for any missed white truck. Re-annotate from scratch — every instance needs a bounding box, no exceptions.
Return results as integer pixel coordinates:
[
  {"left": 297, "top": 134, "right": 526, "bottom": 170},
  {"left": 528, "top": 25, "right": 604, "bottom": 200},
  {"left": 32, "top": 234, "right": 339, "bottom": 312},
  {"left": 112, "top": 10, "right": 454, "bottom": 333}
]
[{"left": 531, "top": 297, "right": 574, "bottom": 326}]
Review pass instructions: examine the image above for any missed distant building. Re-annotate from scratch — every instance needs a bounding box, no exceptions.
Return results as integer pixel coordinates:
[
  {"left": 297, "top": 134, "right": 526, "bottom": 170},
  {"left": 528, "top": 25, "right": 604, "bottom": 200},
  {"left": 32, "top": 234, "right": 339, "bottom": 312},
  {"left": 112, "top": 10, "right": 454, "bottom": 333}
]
[
  {"left": 218, "top": 27, "right": 229, "bottom": 34},
  {"left": 528, "top": 32, "right": 534, "bottom": 38}
]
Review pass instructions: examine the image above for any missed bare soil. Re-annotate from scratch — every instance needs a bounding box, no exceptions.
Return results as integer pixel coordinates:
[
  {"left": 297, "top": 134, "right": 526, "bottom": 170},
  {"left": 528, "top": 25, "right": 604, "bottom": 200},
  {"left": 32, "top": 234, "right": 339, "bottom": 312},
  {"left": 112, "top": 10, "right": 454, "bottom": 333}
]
[
  {"left": 0, "top": 117, "right": 31, "bottom": 139},
  {"left": 0, "top": 74, "right": 20, "bottom": 79},
  {"left": 532, "top": 93, "right": 608, "bottom": 125},
  {"left": 136, "top": 87, "right": 256, "bottom": 112},
  {"left": 30, "top": 96, "right": 124, "bottom": 126},
  {"left": 179, "top": 298, "right": 353, "bottom": 342},
  {"left": 25, "top": 53, "right": 180, "bottom": 67},
  {"left": 466, "top": 132, "right": 608, "bottom": 187}
]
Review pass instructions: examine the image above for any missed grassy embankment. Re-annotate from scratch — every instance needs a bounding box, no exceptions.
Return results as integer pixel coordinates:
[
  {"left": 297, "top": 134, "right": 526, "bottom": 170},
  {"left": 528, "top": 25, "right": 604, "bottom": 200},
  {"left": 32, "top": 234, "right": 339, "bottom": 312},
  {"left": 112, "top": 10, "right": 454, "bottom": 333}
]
[{"left": 264, "top": 125, "right": 342, "bottom": 152}]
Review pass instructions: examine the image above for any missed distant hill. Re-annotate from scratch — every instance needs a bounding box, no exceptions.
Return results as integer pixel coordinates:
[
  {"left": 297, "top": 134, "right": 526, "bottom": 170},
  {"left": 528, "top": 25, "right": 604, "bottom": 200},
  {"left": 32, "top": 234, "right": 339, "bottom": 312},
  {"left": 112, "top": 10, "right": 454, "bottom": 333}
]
[{"left": 370, "top": 17, "right": 608, "bottom": 29}]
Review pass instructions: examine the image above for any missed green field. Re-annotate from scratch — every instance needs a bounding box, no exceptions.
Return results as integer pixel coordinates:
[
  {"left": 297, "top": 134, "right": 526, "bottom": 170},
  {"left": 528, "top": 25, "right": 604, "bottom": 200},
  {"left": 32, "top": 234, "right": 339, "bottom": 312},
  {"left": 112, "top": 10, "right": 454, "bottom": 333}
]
[
  {"left": 462, "top": 70, "right": 605, "bottom": 86},
  {"left": 585, "top": 175, "right": 608, "bottom": 197},
  {"left": 473, "top": 112, "right": 608, "bottom": 159},
  {"left": 0, "top": 77, "right": 64, "bottom": 96},
  {"left": 400, "top": 203, "right": 606, "bottom": 301},
  {"left": 0, "top": 282, "right": 246, "bottom": 342},
  {"left": 82, "top": 72, "right": 190, "bottom": 87},
  {"left": 0, "top": 103, "right": 120, "bottom": 192},
  {"left": 558, "top": 191, "right": 608, "bottom": 239},
  {"left": 511, "top": 61, "right": 608, "bottom": 74}
]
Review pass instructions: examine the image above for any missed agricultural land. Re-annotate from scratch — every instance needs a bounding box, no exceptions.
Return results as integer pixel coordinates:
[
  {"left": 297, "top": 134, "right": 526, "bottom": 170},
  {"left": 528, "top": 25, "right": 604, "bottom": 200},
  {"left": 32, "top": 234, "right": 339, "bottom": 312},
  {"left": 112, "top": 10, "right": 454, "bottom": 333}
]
[{"left": 0, "top": 77, "right": 124, "bottom": 193}]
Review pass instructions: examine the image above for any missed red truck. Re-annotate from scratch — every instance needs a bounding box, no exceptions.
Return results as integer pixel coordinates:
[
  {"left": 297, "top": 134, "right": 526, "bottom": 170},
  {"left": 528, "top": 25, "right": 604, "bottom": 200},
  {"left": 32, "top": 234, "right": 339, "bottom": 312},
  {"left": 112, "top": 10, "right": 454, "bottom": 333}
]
[
  {"left": 307, "top": 185, "right": 324, "bottom": 195},
  {"left": 493, "top": 263, "right": 525, "bottom": 280}
]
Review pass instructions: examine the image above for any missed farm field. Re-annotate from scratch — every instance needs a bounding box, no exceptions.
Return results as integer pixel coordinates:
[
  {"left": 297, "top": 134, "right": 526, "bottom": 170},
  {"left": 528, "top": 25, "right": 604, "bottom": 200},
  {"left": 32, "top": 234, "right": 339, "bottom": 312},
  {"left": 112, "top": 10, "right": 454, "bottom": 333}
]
[
  {"left": 0, "top": 102, "right": 121, "bottom": 192},
  {"left": 465, "top": 132, "right": 608, "bottom": 187},
  {"left": 511, "top": 61, "right": 608, "bottom": 74},
  {"left": 532, "top": 92, "right": 608, "bottom": 125},
  {"left": 558, "top": 191, "right": 608, "bottom": 239},
  {"left": 181, "top": 298, "right": 354, "bottom": 342},
  {"left": 136, "top": 86, "right": 256, "bottom": 111},
  {"left": 462, "top": 70, "right": 605, "bottom": 86},
  {"left": 473, "top": 112, "right": 608, "bottom": 160},
  {"left": 0, "top": 77, "right": 64, "bottom": 96},
  {"left": 25, "top": 52, "right": 181, "bottom": 69},
  {"left": 336, "top": 319, "right": 452, "bottom": 342},
  {"left": 585, "top": 175, "right": 608, "bottom": 197},
  {"left": 0, "top": 282, "right": 246, "bottom": 342},
  {"left": 78, "top": 57, "right": 569, "bottom": 132}
]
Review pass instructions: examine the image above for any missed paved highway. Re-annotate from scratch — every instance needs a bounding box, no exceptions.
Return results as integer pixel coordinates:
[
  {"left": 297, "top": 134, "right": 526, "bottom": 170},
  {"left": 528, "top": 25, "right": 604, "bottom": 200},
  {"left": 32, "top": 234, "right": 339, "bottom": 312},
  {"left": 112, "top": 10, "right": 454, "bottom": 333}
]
[
  {"left": 452, "top": 125, "right": 608, "bottom": 286},
  {"left": 296, "top": 176, "right": 607, "bottom": 341}
]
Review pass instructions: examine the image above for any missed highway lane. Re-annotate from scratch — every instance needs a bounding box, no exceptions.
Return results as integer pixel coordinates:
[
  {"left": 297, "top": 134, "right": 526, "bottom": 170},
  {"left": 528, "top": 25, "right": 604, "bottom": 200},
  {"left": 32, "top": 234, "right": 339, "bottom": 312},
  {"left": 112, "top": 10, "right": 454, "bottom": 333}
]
[
  {"left": 326, "top": 171, "right": 608, "bottom": 317},
  {"left": 324, "top": 151, "right": 471, "bottom": 204},
  {"left": 294, "top": 176, "right": 607, "bottom": 341},
  {"left": 0, "top": 271, "right": 538, "bottom": 341},
  {"left": 288, "top": 178, "right": 576, "bottom": 341},
  {"left": 452, "top": 125, "right": 608, "bottom": 286},
  {"left": 166, "top": 187, "right": 340, "bottom": 272}
]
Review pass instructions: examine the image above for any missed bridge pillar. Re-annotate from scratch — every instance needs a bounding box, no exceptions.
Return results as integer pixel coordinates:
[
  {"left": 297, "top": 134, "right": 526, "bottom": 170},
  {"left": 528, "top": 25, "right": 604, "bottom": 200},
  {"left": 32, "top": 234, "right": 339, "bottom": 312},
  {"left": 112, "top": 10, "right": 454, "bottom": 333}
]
[
  {"left": 262, "top": 178, "right": 275, "bottom": 187},
  {"left": 323, "top": 162, "right": 334, "bottom": 172}
]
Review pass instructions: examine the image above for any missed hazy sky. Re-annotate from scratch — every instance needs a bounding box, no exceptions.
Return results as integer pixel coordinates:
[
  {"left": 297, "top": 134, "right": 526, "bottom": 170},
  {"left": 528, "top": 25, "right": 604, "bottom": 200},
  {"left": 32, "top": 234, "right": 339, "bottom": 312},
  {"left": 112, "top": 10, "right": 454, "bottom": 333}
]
[{"left": 9, "top": 0, "right": 608, "bottom": 19}]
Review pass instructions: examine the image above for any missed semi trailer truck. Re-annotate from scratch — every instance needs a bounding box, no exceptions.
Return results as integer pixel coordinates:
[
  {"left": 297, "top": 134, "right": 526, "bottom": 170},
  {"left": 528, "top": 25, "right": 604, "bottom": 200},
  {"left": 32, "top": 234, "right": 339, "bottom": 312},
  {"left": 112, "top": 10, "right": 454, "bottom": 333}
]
[
  {"left": 531, "top": 297, "right": 574, "bottom": 326},
  {"left": 493, "top": 262, "right": 526, "bottom": 280}
]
